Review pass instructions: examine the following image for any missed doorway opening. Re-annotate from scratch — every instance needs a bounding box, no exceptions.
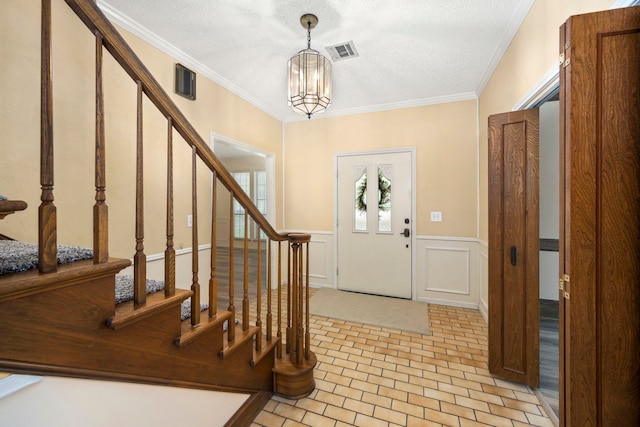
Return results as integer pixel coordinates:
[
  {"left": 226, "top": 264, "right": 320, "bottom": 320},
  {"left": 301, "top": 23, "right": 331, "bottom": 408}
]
[
  {"left": 210, "top": 132, "right": 276, "bottom": 242},
  {"left": 518, "top": 85, "right": 560, "bottom": 421},
  {"left": 536, "top": 97, "right": 560, "bottom": 420}
]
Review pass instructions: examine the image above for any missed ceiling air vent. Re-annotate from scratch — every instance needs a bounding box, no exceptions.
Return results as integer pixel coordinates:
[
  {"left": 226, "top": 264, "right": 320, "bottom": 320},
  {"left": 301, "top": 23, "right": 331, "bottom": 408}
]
[{"left": 325, "top": 41, "right": 359, "bottom": 61}]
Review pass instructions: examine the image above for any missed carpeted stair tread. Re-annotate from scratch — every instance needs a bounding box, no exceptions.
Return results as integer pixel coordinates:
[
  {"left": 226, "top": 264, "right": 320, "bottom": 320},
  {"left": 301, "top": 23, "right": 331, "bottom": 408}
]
[
  {"left": 115, "top": 275, "right": 208, "bottom": 321},
  {"left": 0, "top": 240, "right": 93, "bottom": 275},
  {"left": 107, "top": 289, "right": 193, "bottom": 329}
]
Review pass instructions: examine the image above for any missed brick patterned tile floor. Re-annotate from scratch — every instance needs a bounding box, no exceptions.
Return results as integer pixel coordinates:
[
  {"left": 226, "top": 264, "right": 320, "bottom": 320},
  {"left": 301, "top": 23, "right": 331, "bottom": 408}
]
[{"left": 250, "top": 290, "right": 553, "bottom": 427}]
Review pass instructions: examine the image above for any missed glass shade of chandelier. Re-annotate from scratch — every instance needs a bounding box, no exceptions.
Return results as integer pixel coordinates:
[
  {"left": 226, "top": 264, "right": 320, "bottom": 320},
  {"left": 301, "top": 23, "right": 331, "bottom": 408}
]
[{"left": 288, "top": 14, "right": 332, "bottom": 119}]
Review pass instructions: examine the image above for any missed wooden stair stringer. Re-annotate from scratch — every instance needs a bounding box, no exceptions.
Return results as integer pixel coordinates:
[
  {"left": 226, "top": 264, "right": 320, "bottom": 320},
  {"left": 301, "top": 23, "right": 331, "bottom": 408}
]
[
  {"left": 0, "top": 258, "right": 130, "bottom": 303},
  {"left": 251, "top": 336, "right": 280, "bottom": 368},
  {"left": 220, "top": 325, "right": 260, "bottom": 360},
  {"left": 0, "top": 264, "right": 277, "bottom": 393},
  {"left": 175, "top": 310, "right": 233, "bottom": 348}
]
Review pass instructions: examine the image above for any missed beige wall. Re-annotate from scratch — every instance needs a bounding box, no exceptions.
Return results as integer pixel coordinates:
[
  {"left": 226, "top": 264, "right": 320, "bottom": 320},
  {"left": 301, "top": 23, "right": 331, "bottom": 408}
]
[
  {"left": 0, "top": 0, "right": 282, "bottom": 258},
  {"left": 283, "top": 100, "right": 479, "bottom": 238},
  {"left": 478, "top": 0, "right": 616, "bottom": 243}
]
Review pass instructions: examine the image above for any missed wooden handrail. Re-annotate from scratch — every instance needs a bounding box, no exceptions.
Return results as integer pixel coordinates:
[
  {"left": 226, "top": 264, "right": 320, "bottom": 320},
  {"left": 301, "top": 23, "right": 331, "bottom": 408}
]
[{"left": 63, "top": 0, "right": 286, "bottom": 242}]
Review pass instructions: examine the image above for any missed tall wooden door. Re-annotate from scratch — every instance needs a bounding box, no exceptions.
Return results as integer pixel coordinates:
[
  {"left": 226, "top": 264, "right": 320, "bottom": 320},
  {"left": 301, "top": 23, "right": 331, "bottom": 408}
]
[
  {"left": 488, "top": 109, "right": 540, "bottom": 387},
  {"left": 559, "top": 7, "right": 640, "bottom": 426}
]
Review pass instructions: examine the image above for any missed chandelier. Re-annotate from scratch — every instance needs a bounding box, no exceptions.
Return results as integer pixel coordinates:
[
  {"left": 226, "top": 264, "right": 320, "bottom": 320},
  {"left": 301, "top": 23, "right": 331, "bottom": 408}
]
[{"left": 287, "top": 14, "right": 332, "bottom": 119}]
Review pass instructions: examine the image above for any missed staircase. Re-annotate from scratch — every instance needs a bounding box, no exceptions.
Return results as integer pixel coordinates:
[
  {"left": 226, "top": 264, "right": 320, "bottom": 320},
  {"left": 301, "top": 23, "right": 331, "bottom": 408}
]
[{"left": 0, "top": 0, "right": 315, "bottom": 423}]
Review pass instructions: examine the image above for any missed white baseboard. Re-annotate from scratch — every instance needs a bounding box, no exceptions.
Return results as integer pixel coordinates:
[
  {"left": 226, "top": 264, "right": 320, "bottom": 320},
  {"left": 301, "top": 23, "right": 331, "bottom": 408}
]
[{"left": 417, "top": 296, "right": 479, "bottom": 311}]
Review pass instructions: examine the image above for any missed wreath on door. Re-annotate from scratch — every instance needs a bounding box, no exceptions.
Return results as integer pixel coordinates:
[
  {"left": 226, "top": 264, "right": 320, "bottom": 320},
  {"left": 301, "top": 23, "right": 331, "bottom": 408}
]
[{"left": 356, "top": 170, "right": 391, "bottom": 212}]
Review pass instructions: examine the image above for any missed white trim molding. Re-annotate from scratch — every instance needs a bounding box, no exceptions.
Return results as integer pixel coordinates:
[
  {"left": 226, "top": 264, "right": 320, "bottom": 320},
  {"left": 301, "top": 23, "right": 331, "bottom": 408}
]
[
  {"left": 416, "top": 236, "right": 481, "bottom": 309},
  {"left": 424, "top": 247, "right": 471, "bottom": 295}
]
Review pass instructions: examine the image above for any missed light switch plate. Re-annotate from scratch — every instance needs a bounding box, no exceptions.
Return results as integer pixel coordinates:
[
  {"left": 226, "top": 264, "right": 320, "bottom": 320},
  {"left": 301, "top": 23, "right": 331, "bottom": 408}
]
[{"left": 430, "top": 211, "right": 442, "bottom": 222}]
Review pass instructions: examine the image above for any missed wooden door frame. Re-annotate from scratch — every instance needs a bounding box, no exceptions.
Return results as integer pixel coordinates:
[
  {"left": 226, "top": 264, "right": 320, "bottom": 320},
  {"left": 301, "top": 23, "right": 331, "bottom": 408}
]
[{"left": 333, "top": 147, "right": 417, "bottom": 299}]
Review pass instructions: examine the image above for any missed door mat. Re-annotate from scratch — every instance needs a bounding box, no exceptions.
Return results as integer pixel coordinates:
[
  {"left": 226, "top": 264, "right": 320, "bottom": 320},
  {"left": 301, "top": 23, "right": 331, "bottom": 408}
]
[{"left": 309, "top": 288, "right": 429, "bottom": 335}]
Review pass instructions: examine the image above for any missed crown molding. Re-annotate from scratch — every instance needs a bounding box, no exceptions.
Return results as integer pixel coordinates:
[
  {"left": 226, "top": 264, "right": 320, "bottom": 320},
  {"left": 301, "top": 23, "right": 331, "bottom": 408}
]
[{"left": 283, "top": 92, "right": 478, "bottom": 123}]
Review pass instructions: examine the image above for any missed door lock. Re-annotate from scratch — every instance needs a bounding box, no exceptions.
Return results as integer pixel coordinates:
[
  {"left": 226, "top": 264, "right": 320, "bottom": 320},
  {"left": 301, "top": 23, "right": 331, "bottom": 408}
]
[{"left": 400, "top": 228, "right": 411, "bottom": 238}]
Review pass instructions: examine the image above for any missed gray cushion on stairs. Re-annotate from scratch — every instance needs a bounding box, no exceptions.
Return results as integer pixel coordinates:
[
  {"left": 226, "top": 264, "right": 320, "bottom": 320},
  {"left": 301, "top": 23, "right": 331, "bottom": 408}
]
[
  {"left": 115, "top": 275, "right": 208, "bottom": 320},
  {"left": 0, "top": 240, "right": 93, "bottom": 275}
]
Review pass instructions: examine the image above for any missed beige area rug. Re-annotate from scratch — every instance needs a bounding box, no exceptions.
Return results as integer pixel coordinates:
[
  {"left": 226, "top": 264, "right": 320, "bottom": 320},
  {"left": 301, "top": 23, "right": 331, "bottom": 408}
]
[{"left": 309, "top": 288, "right": 430, "bottom": 335}]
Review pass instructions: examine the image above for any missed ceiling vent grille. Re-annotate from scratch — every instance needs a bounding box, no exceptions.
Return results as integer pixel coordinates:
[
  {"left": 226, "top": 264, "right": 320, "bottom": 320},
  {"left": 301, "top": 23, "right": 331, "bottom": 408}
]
[{"left": 325, "top": 41, "right": 359, "bottom": 61}]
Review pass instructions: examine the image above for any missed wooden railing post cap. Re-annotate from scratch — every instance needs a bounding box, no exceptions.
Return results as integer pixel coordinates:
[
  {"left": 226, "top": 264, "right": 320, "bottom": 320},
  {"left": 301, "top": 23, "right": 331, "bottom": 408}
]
[{"left": 288, "top": 233, "right": 311, "bottom": 244}]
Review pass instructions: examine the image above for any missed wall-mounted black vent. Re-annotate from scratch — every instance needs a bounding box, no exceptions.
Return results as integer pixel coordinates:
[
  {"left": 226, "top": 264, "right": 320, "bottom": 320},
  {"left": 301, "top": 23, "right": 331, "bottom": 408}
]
[
  {"left": 325, "top": 41, "right": 359, "bottom": 62},
  {"left": 175, "top": 63, "right": 196, "bottom": 100}
]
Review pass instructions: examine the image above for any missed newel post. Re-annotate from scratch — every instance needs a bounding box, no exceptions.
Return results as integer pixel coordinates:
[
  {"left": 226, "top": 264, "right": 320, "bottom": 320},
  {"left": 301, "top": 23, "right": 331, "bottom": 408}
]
[{"left": 272, "top": 233, "right": 317, "bottom": 399}]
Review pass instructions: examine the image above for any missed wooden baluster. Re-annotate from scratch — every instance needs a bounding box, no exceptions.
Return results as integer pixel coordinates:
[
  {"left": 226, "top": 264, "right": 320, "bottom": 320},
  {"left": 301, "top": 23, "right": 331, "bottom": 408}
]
[
  {"left": 242, "top": 212, "right": 249, "bottom": 331},
  {"left": 93, "top": 31, "right": 108, "bottom": 264},
  {"left": 276, "top": 241, "right": 282, "bottom": 358},
  {"left": 164, "top": 118, "right": 175, "bottom": 297},
  {"left": 39, "top": 0, "right": 57, "bottom": 274},
  {"left": 287, "top": 240, "right": 298, "bottom": 365},
  {"left": 209, "top": 171, "right": 218, "bottom": 317},
  {"left": 266, "top": 238, "right": 272, "bottom": 343},
  {"left": 290, "top": 238, "right": 299, "bottom": 365},
  {"left": 133, "top": 81, "right": 146, "bottom": 306},
  {"left": 227, "top": 192, "right": 235, "bottom": 342},
  {"left": 296, "top": 239, "right": 304, "bottom": 365},
  {"left": 305, "top": 241, "right": 310, "bottom": 360},
  {"left": 286, "top": 243, "right": 292, "bottom": 354},
  {"left": 255, "top": 225, "right": 262, "bottom": 352},
  {"left": 190, "top": 146, "right": 200, "bottom": 325}
]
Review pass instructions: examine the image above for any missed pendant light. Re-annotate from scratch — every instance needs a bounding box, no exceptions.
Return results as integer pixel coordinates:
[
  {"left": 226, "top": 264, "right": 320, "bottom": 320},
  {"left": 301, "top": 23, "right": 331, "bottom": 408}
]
[{"left": 287, "top": 14, "right": 332, "bottom": 119}]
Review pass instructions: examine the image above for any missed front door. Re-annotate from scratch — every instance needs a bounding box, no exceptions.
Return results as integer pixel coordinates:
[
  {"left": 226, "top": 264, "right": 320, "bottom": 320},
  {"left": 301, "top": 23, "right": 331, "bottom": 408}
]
[
  {"left": 336, "top": 150, "right": 413, "bottom": 299},
  {"left": 488, "top": 109, "right": 540, "bottom": 388}
]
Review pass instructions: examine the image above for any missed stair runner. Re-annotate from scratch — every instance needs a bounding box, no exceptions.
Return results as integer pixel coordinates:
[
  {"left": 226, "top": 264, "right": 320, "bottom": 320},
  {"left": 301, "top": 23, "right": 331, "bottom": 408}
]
[{"left": 115, "top": 275, "right": 208, "bottom": 321}]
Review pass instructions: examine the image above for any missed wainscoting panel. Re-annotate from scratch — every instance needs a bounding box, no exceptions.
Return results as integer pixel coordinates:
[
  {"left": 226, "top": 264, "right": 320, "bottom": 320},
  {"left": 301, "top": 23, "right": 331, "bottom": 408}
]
[
  {"left": 309, "top": 238, "right": 329, "bottom": 280},
  {"left": 308, "top": 232, "right": 334, "bottom": 288},
  {"left": 424, "top": 247, "right": 470, "bottom": 295},
  {"left": 416, "top": 237, "right": 480, "bottom": 309}
]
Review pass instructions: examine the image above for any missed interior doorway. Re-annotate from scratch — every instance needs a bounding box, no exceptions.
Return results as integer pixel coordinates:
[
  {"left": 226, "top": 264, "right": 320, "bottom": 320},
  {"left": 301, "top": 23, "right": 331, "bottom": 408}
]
[
  {"left": 491, "top": 78, "right": 561, "bottom": 423},
  {"left": 210, "top": 132, "right": 276, "bottom": 247},
  {"left": 537, "top": 98, "right": 560, "bottom": 420}
]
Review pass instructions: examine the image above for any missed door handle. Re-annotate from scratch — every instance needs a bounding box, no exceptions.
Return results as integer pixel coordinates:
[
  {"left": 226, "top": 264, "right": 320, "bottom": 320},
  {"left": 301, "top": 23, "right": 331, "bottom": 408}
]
[
  {"left": 510, "top": 246, "right": 517, "bottom": 266},
  {"left": 400, "top": 228, "right": 411, "bottom": 238}
]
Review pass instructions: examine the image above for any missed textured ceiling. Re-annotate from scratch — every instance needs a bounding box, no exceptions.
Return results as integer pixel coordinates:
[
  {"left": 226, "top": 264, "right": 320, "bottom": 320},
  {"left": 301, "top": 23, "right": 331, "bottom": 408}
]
[{"left": 98, "top": 0, "right": 534, "bottom": 122}]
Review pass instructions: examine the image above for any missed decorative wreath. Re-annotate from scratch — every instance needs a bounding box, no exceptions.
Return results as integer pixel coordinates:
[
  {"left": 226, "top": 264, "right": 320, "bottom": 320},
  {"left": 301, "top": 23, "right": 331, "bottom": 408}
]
[{"left": 356, "top": 170, "right": 391, "bottom": 212}]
